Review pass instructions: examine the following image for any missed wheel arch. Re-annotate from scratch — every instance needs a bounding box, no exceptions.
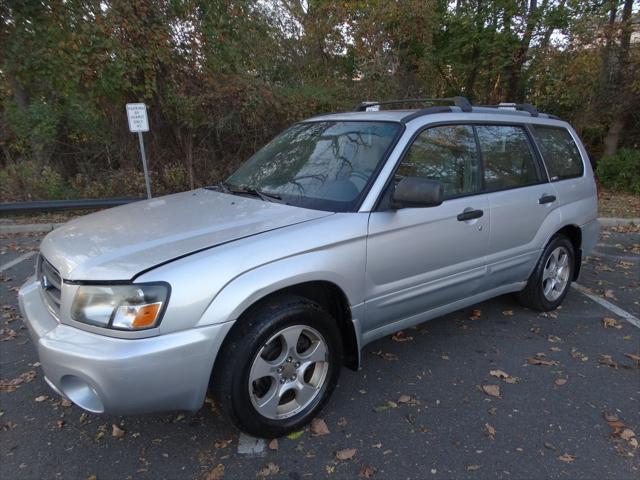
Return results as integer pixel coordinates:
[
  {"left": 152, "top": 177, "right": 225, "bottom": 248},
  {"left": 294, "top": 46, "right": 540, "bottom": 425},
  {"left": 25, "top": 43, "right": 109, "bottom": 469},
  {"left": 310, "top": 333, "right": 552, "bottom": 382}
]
[
  {"left": 554, "top": 224, "right": 582, "bottom": 280},
  {"left": 204, "top": 273, "right": 362, "bottom": 376}
]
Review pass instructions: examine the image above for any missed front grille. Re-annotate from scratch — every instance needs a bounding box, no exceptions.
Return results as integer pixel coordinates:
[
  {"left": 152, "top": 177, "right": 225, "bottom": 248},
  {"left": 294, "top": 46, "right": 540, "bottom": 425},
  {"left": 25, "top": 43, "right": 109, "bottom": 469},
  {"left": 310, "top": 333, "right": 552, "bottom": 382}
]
[{"left": 37, "top": 255, "right": 62, "bottom": 317}]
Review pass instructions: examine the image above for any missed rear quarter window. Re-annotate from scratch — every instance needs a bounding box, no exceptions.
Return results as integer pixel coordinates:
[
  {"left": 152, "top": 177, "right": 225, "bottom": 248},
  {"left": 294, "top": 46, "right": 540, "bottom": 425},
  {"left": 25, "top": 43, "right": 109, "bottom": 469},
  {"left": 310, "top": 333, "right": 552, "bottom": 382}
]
[{"left": 531, "top": 126, "right": 584, "bottom": 181}]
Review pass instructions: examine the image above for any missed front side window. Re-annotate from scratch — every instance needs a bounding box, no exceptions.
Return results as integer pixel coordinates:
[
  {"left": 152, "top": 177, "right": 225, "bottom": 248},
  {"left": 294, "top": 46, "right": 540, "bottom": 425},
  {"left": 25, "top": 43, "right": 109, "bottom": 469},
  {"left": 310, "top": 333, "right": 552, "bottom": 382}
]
[
  {"left": 226, "top": 121, "right": 401, "bottom": 212},
  {"left": 531, "top": 126, "right": 584, "bottom": 180},
  {"left": 476, "top": 125, "right": 540, "bottom": 191},
  {"left": 397, "top": 125, "right": 480, "bottom": 198}
]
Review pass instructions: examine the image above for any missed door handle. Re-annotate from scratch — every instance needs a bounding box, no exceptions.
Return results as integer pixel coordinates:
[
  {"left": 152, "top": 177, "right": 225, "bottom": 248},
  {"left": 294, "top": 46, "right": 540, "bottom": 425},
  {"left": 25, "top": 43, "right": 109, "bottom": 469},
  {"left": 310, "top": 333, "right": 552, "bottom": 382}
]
[
  {"left": 538, "top": 194, "right": 556, "bottom": 204},
  {"left": 457, "top": 209, "right": 484, "bottom": 221}
]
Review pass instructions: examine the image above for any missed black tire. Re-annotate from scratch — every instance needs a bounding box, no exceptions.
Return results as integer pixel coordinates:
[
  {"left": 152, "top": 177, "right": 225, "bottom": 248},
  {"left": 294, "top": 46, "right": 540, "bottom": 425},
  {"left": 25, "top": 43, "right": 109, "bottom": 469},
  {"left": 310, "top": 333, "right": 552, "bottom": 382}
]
[
  {"left": 212, "top": 294, "right": 342, "bottom": 438},
  {"left": 517, "top": 234, "right": 575, "bottom": 311}
]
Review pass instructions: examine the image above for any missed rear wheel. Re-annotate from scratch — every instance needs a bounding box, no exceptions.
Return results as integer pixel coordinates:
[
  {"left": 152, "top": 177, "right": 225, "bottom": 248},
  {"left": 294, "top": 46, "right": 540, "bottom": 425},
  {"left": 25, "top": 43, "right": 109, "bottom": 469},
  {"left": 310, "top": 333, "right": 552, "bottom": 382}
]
[
  {"left": 517, "top": 235, "right": 575, "bottom": 311},
  {"left": 213, "top": 295, "right": 342, "bottom": 438}
]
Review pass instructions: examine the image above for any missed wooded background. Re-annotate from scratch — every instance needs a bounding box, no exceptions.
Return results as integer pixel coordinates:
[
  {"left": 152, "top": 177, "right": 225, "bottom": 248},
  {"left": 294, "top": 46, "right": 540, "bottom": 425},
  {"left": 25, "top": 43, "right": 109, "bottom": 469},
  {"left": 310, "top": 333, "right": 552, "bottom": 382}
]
[{"left": 1, "top": 0, "right": 638, "bottom": 200}]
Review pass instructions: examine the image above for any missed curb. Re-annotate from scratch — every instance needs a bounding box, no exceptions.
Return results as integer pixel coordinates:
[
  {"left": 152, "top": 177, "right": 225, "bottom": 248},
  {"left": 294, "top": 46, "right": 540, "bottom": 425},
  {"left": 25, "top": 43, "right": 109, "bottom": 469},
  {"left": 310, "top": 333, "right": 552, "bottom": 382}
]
[
  {"left": 0, "top": 223, "right": 63, "bottom": 234},
  {"left": 0, "top": 217, "right": 638, "bottom": 234},
  {"left": 598, "top": 217, "right": 639, "bottom": 227}
]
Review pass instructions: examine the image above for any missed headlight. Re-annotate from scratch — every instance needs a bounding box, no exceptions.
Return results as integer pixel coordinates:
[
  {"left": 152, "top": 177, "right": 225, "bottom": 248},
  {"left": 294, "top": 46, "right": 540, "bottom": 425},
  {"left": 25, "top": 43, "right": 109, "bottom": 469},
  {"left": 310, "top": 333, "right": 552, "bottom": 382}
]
[{"left": 71, "top": 283, "right": 169, "bottom": 330}]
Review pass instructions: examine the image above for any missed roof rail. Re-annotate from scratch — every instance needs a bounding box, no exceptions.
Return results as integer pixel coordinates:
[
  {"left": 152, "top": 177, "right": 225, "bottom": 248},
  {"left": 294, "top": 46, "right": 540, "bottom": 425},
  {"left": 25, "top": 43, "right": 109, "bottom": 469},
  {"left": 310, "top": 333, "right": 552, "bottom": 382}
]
[
  {"left": 355, "top": 96, "right": 472, "bottom": 113},
  {"left": 477, "top": 103, "right": 539, "bottom": 117}
]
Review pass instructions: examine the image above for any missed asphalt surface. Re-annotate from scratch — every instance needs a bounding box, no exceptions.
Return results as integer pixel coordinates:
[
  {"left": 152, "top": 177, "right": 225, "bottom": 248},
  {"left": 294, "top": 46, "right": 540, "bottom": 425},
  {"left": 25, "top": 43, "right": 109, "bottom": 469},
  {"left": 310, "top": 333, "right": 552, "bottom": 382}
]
[{"left": 1, "top": 226, "right": 638, "bottom": 480}]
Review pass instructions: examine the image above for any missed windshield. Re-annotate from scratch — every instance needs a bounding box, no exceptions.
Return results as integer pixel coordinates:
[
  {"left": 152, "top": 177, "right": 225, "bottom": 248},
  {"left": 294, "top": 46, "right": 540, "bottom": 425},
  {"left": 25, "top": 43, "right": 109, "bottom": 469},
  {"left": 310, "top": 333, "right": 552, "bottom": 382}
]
[{"left": 226, "top": 121, "right": 401, "bottom": 212}]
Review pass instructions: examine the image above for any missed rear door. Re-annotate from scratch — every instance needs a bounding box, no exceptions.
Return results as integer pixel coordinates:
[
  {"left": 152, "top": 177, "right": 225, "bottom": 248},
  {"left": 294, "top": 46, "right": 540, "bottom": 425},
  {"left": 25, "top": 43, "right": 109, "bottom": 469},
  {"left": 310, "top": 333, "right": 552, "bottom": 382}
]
[
  {"left": 476, "top": 124, "right": 558, "bottom": 289},
  {"left": 364, "top": 124, "right": 490, "bottom": 335}
]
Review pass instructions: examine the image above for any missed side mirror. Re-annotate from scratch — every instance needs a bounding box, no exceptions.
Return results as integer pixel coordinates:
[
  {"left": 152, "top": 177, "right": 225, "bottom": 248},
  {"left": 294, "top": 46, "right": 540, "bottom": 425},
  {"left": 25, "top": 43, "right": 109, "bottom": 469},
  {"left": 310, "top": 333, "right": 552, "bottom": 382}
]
[{"left": 391, "top": 177, "right": 444, "bottom": 209}]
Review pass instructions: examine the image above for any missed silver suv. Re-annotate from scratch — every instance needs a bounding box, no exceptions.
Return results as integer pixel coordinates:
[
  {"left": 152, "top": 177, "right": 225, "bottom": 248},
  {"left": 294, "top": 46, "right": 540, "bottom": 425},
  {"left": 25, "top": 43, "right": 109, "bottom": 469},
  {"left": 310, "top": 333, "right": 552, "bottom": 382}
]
[{"left": 19, "top": 98, "right": 599, "bottom": 437}]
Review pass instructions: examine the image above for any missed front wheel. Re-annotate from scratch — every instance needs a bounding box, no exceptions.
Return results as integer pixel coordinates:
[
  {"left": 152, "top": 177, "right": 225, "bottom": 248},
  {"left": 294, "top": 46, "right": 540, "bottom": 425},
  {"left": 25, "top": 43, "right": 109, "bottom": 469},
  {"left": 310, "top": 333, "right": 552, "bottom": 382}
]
[
  {"left": 517, "top": 235, "right": 575, "bottom": 311},
  {"left": 212, "top": 295, "right": 342, "bottom": 438}
]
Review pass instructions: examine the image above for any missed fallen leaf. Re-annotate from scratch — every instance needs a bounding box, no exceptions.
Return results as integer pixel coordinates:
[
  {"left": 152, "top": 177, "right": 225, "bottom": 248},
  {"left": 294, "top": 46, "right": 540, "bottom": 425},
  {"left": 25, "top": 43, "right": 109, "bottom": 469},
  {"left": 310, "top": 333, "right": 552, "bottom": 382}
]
[
  {"left": 555, "top": 378, "right": 567, "bottom": 386},
  {"left": 0, "top": 371, "right": 37, "bottom": 393},
  {"left": 374, "top": 401, "right": 398, "bottom": 412},
  {"left": 466, "top": 464, "right": 481, "bottom": 471},
  {"left": 112, "top": 424, "right": 125, "bottom": 438},
  {"left": 469, "top": 309, "right": 482, "bottom": 320},
  {"left": 337, "top": 416, "right": 347, "bottom": 428},
  {"left": 371, "top": 350, "right": 398, "bottom": 361},
  {"left": 598, "top": 354, "right": 618, "bottom": 368},
  {"left": 391, "top": 331, "right": 413, "bottom": 342},
  {"left": 0, "top": 328, "right": 17, "bottom": 341},
  {"left": 34, "top": 395, "right": 48, "bottom": 403},
  {"left": 603, "top": 317, "right": 622, "bottom": 329},
  {"left": 620, "top": 429, "right": 636, "bottom": 441},
  {"left": 336, "top": 448, "right": 357, "bottom": 461},
  {"left": 257, "top": 462, "right": 279, "bottom": 477},
  {"left": 489, "top": 369, "right": 519, "bottom": 384},
  {"left": 604, "top": 289, "right": 617, "bottom": 300},
  {"left": 527, "top": 356, "right": 560, "bottom": 366},
  {"left": 487, "top": 407, "right": 497, "bottom": 416},
  {"left": 268, "top": 439, "right": 278, "bottom": 451},
  {"left": 60, "top": 399, "right": 72, "bottom": 408},
  {"left": 481, "top": 384, "right": 501, "bottom": 398},
  {"left": 557, "top": 453, "right": 575, "bottom": 463},
  {"left": 205, "top": 464, "right": 225, "bottom": 480},
  {"left": 310, "top": 418, "right": 330, "bottom": 436},
  {"left": 214, "top": 439, "right": 232, "bottom": 449},
  {"left": 360, "top": 466, "right": 376, "bottom": 478},
  {"left": 286, "top": 430, "right": 304, "bottom": 440},
  {"left": 502, "top": 310, "right": 514, "bottom": 316},
  {"left": 570, "top": 348, "right": 588, "bottom": 362},
  {"left": 397, "top": 394, "right": 412, "bottom": 404},
  {"left": 484, "top": 423, "right": 496, "bottom": 438},
  {"left": 624, "top": 353, "right": 640, "bottom": 362},
  {"left": 544, "top": 442, "right": 556, "bottom": 450}
]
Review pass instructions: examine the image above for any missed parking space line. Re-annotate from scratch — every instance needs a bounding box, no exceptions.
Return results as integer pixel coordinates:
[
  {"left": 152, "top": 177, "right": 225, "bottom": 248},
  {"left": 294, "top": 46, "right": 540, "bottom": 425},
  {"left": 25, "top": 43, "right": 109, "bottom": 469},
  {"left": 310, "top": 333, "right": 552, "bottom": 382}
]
[
  {"left": 572, "top": 283, "right": 640, "bottom": 329},
  {"left": 0, "top": 251, "right": 37, "bottom": 273}
]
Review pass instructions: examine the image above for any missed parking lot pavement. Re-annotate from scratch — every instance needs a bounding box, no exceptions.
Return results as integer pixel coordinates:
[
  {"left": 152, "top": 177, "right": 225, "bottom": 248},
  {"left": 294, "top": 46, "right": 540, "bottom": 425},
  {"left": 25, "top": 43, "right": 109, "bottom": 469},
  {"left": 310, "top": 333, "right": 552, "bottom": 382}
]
[{"left": 1, "top": 227, "right": 638, "bottom": 480}]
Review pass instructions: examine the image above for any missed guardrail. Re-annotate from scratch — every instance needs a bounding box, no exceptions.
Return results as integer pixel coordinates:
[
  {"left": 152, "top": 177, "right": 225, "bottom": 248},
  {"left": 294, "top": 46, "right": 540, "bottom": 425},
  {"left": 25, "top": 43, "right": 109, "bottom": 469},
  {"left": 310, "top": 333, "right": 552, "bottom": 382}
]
[{"left": 0, "top": 198, "right": 144, "bottom": 215}]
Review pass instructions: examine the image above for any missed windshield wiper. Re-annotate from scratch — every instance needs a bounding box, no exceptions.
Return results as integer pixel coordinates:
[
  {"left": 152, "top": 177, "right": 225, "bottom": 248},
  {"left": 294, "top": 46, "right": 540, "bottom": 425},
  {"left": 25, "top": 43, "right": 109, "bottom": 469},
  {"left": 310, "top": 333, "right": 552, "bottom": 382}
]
[{"left": 209, "top": 181, "right": 283, "bottom": 203}]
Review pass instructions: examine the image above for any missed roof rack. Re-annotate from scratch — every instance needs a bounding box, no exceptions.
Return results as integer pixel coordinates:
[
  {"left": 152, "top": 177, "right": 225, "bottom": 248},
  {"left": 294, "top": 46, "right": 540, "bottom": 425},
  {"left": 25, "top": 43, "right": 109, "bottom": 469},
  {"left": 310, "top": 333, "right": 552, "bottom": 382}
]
[
  {"left": 477, "top": 102, "right": 539, "bottom": 117},
  {"left": 355, "top": 96, "right": 472, "bottom": 113}
]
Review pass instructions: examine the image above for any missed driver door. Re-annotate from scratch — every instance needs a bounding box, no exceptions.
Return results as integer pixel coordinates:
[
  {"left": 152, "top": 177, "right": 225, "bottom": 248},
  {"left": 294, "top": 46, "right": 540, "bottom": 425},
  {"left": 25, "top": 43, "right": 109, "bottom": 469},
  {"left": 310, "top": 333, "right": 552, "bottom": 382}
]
[{"left": 364, "top": 124, "right": 490, "bottom": 335}]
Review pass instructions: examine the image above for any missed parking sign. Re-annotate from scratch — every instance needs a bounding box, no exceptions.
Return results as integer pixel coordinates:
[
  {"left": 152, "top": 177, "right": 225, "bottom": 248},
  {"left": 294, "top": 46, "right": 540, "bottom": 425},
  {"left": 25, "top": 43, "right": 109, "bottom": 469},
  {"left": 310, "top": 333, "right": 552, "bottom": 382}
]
[{"left": 126, "top": 103, "right": 149, "bottom": 132}]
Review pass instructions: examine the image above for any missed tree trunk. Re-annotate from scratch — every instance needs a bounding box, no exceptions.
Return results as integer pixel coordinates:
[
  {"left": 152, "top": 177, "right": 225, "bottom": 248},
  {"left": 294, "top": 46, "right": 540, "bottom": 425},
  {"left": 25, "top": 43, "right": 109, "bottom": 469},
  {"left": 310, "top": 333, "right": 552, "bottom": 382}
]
[
  {"left": 506, "top": 0, "right": 540, "bottom": 101},
  {"left": 602, "top": 0, "right": 633, "bottom": 156},
  {"left": 603, "top": 117, "right": 624, "bottom": 157}
]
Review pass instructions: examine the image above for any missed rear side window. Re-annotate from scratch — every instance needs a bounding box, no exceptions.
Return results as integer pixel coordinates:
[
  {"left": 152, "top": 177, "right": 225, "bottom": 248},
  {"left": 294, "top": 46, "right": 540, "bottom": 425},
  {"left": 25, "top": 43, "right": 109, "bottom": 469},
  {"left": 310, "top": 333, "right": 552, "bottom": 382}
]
[
  {"left": 397, "top": 125, "right": 480, "bottom": 198},
  {"left": 476, "top": 125, "right": 540, "bottom": 191},
  {"left": 531, "top": 126, "right": 584, "bottom": 180}
]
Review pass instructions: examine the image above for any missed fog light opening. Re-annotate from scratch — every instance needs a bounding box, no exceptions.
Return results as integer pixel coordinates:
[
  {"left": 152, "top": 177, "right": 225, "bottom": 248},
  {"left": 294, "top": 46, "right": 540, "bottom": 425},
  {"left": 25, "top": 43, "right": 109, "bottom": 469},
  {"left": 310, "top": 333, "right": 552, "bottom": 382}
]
[{"left": 60, "top": 375, "right": 104, "bottom": 413}]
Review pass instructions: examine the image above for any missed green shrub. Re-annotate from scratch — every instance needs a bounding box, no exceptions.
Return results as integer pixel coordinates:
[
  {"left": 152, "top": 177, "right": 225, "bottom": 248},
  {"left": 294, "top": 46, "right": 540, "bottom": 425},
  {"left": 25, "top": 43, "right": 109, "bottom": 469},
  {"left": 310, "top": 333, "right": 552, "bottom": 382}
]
[
  {"left": 596, "top": 149, "right": 640, "bottom": 195},
  {"left": 0, "top": 161, "right": 72, "bottom": 201}
]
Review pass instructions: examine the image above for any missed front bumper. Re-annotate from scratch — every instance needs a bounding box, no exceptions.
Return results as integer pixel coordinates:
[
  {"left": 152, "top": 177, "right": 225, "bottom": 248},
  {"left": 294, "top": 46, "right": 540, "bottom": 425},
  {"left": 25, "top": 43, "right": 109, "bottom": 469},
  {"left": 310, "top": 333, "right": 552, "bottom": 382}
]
[{"left": 18, "top": 277, "right": 233, "bottom": 415}]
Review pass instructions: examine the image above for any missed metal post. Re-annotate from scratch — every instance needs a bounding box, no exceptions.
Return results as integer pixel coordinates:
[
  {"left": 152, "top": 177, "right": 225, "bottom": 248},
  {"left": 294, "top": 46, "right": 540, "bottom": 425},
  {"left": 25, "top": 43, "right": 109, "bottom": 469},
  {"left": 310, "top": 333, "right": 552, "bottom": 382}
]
[{"left": 137, "top": 131, "right": 152, "bottom": 199}]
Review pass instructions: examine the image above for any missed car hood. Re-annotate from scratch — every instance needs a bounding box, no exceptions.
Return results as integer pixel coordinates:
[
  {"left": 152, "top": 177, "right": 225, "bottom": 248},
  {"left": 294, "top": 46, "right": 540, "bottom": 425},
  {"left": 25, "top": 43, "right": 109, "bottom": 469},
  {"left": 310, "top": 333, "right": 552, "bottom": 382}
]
[{"left": 40, "top": 189, "right": 333, "bottom": 280}]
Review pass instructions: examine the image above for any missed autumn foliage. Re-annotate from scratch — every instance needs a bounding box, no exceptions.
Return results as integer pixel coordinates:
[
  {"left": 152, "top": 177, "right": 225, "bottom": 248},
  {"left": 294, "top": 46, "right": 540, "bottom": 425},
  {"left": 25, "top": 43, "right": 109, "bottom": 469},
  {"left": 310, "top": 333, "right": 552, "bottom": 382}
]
[{"left": 1, "top": 0, "right": 638, "bottom": 200}]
